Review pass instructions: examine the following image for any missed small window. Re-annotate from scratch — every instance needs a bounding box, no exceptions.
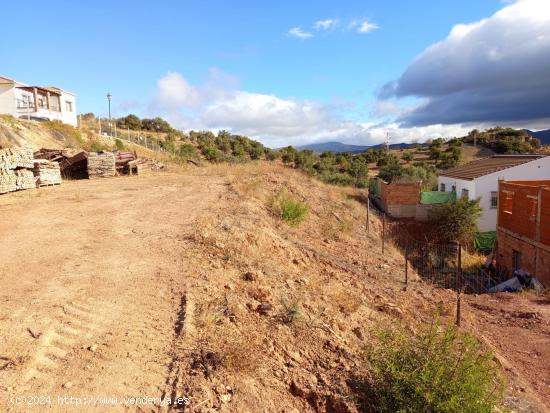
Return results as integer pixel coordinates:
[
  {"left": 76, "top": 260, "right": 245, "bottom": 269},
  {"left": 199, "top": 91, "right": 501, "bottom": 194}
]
[
  {"left": 490, "top": 191, "right": 498, "bottom": 209},
  {"left": 65, "top": 101, "right": 73, "bottom": 112},
  {"left": 440, "top": 183, "right": 446, "bottom": 192},
  {"left": 461, "top": 189, "right": 469, "bottom": 199}
]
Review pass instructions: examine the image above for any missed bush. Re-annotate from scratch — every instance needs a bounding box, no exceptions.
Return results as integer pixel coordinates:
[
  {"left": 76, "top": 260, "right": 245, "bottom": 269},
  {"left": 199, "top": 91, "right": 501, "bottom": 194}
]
[
  {"left": 366, "top": 321, "right": 504, "bottom": 413},
  {"left": 273, "top": 193, "right": 308, "bottom": 226},
  {"left": 320, "top": 172, "right": 355, "bottom": 186},
  {"left": 430, "top": 197, "right": 482, "bottom": 244},
  {"left": 114, "top": 138, "right": 126, "bottom": 151}
]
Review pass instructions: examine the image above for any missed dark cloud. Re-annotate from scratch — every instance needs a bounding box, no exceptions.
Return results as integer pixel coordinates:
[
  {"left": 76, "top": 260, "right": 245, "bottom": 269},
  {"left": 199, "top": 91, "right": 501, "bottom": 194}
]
[{"left": 383, "top": 0, "right": 550, "bottom": 127}]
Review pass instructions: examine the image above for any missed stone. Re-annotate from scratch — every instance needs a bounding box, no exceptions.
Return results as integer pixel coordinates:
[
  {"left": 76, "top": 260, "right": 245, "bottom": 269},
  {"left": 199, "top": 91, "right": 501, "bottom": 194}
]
[
  {"left": 257, "top": 303, "right": 272, "bottom": 315},
  {"left": 243, "top": 271, "right": 256, "bottom": 281},
  {"left": 63, "top": 382, "right": 73, "bottom": 389},
  {"left": 88, "top": 344, "right": 98, "bottom": 352}
]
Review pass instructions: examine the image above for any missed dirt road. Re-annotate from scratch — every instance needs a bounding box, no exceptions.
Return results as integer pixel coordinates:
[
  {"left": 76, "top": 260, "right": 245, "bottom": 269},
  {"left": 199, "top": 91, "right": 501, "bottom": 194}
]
[{"left": 0, "top": 172, "right": 225, "bottom": 412}]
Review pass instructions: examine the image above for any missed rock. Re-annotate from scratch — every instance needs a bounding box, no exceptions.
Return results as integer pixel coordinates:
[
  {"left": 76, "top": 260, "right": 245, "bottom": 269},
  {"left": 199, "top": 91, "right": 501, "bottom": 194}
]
[
  {"left": 377, "top": 302, "right": 403, "bottom": 318},
  {"left": 243, "top": 271, "right": 256, "bottom": 281},
  {"left": 285, "top": 350, "right": 302, "bottom": 363},
  {"left": 257, "top": 303, "right": 272, "bottom": 315},
  {"left": 220, "top": 394, "right": 232, "bottom": 403},
  {"left": 63, "top": 382, "right": 73, "bottom": 389},
  {"left": 88, "top": 344, "right": 98, "bottom": 352}
]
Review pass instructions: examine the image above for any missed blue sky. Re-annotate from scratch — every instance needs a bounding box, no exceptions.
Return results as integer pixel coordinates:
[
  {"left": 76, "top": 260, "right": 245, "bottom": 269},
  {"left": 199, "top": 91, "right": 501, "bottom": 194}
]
[{"left": 1, "top": 0, "right": 549, "bottom": 147}]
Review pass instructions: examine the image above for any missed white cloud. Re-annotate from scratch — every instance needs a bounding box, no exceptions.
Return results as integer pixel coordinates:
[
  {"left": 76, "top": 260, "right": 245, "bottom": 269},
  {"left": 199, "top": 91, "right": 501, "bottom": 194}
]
[
  {"left": 148, "top": 71, "right": 475, "bottom": 148},
  {"left": 287, "top": 27, "right": 313, "bottom": 39},
  {"left": 314, "top": 19, "right": 339, "bottom": 30},
  {"left": 349, "top": 19, "right": 380, "bottom": 33},
  {"left": 381, "top": 0, "right": 550, "bottom": 127}
]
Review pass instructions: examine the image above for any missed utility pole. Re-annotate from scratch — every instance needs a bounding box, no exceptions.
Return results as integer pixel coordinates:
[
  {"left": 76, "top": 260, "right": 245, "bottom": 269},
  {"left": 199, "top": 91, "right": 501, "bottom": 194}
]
[
  {"left": 385, "top": 131, "right": 390, "bottom": 153},
  {"left": 99, "top": 118, "right": 102, "bottom": 136},
  {"left": 106, "top": 92, "right": 112, "bottom": 137}
]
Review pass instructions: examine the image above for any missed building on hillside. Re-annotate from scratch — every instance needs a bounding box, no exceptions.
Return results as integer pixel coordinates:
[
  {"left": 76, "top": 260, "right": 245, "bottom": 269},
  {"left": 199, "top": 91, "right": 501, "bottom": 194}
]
[
  {"left": 369, "top": 178, "right": 453, "bottom": 221},
  {"left": 0, "top": 75, "right": 77, "bottom": 126},
  {"left": 437, "top": 155, "right": 550, "bottom": 232},
  {"left": 496, "top": 180, "right": 550, "bottom": 286}
]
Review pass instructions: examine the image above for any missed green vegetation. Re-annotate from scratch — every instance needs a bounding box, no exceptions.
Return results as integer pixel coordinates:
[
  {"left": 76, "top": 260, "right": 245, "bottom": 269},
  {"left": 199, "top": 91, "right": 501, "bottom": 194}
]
[
  {"left": 114, "top": 138, "right": 126, "bottom": 151},
  {"left": 273, "top": 192, "right": 308, "bottom": 226},
  {"left": 44, "top": 120, "right": 85, "bottom": 148},
  {"left": 464, "top": 127, "right": 540, "bottom": 154},
  {"left": 430, "top": 197, "right": 483, "bottom": 244},
  {"left": 366, "top": 321, "right": 504, "bottom": 413}
]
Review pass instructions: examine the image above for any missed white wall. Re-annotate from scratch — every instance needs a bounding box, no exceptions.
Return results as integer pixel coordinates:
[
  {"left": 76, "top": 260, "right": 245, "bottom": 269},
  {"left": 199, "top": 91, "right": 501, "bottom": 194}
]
[
  {"left": 438, "top": 156, "right": 550, "bottom": 232},
  {"left": 60, "top": 92, "right": 77, "bottom": 126},
  {"left": 437, "top": 175, "right": 476, "bottom": 199},
  {"left": 0, "top": 84, "right": 16, "bottom": 117}
]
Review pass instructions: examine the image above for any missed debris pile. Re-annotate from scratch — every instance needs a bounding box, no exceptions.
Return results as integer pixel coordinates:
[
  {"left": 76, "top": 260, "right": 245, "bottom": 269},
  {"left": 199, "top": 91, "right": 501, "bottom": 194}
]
[
  {"left": 33, "top": 159, "right": 62, "bottom": 186},
  {"left": 34, "top": 148, "right": 71, "bottom": 163},
  {"left": 87, "top": 152, "right": 116, "bottom": 179}
]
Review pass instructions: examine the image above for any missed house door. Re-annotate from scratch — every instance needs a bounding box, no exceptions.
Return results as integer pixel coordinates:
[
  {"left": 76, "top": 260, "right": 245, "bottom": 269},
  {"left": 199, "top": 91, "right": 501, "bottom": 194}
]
[{"left": 512, "top": 250, "right": 522, "bottom": 272}]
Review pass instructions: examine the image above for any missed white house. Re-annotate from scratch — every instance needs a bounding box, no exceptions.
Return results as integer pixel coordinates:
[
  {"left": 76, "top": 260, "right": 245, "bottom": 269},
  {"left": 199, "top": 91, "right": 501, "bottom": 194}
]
[
  {"left": 438, "top": 155, "right": 550, "bottom": 232},
  {"left": 0, "top": 75, "right": 77, "bottom": 126}
]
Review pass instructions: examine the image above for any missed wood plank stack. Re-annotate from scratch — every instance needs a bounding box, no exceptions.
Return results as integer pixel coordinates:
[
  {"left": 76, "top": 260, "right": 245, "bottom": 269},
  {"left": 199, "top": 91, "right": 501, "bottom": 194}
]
[
  {"left": 0, "top": 145, "right": 37, "bottom": 194},
  {"left": 0, "top": 170, "right": 16, "bottom": 194},
  {"left": 87, "top": 152, "right": 116, "bottom": 179},
  {"left": 14, "top": 169, "right": 36, "bottom": 190},
  {"left": 0, "top": 146, "right": 34, "bottom": 169},
  {"left": 33, "top": 159, "right": 62, "bottom": 186}
]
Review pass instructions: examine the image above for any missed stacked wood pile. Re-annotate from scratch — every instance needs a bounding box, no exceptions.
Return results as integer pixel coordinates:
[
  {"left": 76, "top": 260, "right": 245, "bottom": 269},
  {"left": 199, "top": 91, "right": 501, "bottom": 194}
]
[
  {"left": 130, "top": 158, "right": 165, "bottom": 175},
  {"left": 33, "top": 159, "right": 62, "bottom": 186},
  {"left": 0, "top": 146, "right": 37, "bottom": 194},
  {"left": 114, "top": 151, "right": 138, "bottom": 175},
  {"left": 87, "top": 152, "right": 116, "bottom": 179},
  {"left": 60, "top": 152, "right": 88, "bottom": 179},
  {"left": 15, "top": 169, "right": 36, "bottom": 190},
  {"left": 0, "top": 146, "right": 34, "bottom": 169},
  {"left": 34, "top": 148, "right": 71, "bottom": 163}
]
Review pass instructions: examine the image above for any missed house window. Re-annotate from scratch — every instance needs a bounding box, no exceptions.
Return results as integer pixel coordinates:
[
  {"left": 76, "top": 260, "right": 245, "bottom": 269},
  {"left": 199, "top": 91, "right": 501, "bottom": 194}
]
[
  {"left": 501, "top": 190, "right": 514, "bottom": 214},
  {"left": 440, "top": 183, "right": 446, "bottom": 192},
  {"left": 490, "top": 191, "right": 498, "bottom": 209},
  {"left": 65, "top": 101, "right": 73, "bottom": 112},
  {"left": 461, "top": 189, "right": 469, "bottom": 199},
  {"left": 513, "top": 250, "right": 522, "bottom": 272}
]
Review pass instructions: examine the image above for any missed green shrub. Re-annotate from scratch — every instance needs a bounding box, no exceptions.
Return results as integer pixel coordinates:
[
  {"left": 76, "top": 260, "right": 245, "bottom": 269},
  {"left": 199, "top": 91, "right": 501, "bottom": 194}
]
[
  {"left": 430, "top": 197, "right": 482, "bottom": 244},
  {"left": 320, "top": 172, "right": 355, "bottom": 186},
  {"left": 366, "top": 321, "right": 504, "bottom": 413},
  {"left": 273, "top": 193, "right": 308, "bottom": 226},
  {"left": 114, "top": 138, "right": 126, "bottom": 151}
]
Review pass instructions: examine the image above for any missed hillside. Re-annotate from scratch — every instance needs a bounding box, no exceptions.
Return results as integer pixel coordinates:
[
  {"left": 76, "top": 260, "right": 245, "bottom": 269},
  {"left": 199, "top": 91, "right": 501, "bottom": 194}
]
[
  {"left": 0, "top": 154, "right": 548, "bottom": 411},
  {"left": 526, "top": 128, "right": 550, "bottom": 145}
]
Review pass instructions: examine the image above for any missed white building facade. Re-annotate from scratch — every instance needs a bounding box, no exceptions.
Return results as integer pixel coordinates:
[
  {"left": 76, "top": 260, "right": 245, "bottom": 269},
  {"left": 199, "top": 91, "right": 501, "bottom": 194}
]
[
  {"left": 0, "top": 76, "right": 77, "bottom": 126},
  {"left": 438, "top": 155, "right": 550, "bottom": 232}
]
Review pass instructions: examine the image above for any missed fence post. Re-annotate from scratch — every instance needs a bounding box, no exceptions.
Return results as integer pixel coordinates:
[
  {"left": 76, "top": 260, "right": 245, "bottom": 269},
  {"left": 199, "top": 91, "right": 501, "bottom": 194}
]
[
  {"left": 382, "top": 213, "right": 386, "bottom": 254},
  {"left": 404, "top": 243, "right": 408, "bottom": 291},
  {"left": 366, "top": 189, "right": 370, "bottom": 234},
  {"left": 456, "top": 242, "right": 462, "bottom": 327}
]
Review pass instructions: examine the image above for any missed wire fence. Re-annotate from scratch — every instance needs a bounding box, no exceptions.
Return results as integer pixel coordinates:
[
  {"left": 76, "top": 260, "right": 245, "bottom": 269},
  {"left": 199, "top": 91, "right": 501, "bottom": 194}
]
[
  {"left": 86, "top": 119, "right": 167, "bottom": 152},
  {"left": 364, "top": 191, "right": 506, "bottom": 300}
]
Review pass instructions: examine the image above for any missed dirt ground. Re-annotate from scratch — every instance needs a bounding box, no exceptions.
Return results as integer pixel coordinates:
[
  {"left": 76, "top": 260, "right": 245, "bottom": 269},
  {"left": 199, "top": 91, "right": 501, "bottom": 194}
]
[{"left": 0, "top": 163, "right": 548, "bottom": 412}]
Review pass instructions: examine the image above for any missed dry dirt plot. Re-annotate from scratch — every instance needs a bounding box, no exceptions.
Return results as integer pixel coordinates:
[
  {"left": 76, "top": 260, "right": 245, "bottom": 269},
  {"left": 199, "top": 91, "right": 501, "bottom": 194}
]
[{"left": 0, "top": 163, "right": 548, "bottom": 412}]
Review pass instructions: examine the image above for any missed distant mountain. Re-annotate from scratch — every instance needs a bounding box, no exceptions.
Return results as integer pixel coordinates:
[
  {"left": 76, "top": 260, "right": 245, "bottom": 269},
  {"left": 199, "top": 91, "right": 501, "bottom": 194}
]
[
  {"left": 525, "top": 129, "right": 550, "bottom": 145},
  {"left": 295, "top": 142, "right": 371, "bottom": 153},
  {"left": 295, "top": 141, "right": 426, "bottom": 153}
]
